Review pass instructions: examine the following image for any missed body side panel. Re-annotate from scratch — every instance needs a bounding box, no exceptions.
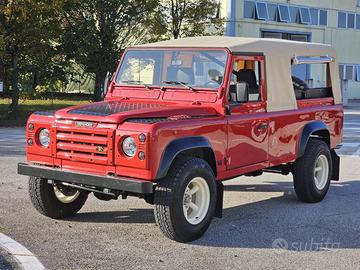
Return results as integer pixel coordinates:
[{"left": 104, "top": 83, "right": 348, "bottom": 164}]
[
  {"left": 218, "top": 103, "right": 343, "bottom": 180},
  {"left": 147, "top": 117, "right": 228, "bottom": 180}
]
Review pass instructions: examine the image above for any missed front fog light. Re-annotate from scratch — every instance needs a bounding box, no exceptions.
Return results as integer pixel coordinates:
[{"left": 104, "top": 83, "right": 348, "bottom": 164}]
[
  {"left": 122, "top": 137, "right": 137, "bottom": 157},
  {"left": 38, "top": 129, "right": 50, "bottom": 147}
]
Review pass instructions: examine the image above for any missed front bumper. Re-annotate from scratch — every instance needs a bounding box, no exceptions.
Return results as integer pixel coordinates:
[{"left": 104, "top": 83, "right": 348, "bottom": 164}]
[{"left": 18, "top": 163, "right": 154, "bottom": 194}]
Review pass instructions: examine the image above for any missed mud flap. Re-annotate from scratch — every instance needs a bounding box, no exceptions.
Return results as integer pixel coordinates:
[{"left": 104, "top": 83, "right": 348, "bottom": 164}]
[
  {"left": 214, "top": 181, "right": 224, "bottom": 218},
  {"left": 331, "top": 149, "right": 340, "bottom": 181}
]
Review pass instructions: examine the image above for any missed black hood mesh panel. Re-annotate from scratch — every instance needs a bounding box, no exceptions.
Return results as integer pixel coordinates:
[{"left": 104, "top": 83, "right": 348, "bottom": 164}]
[
  {"left": 126, "top": 115, "right": 212, "bottom": 124},
  {"left": 33, "top": 110, "right": 56, "bottom": 116},
  {"left": 68, "top": 101, "right": 165, "bottom": 116}
]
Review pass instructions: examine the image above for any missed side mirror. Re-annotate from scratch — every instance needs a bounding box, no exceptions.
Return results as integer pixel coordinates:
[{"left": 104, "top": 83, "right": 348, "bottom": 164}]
[{"left": 236, "top": 82, "right": 249, "bottom": 103}]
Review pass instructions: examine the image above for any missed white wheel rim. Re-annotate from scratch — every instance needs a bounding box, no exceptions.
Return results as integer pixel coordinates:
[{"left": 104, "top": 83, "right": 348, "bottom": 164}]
[
  {"left": 313, "top": 154, "right": 329, "bottom": 190},
  {"left": 53, "top": 184, "right": 80, "bottom": 204},
  {"left": 182, "top": 177, "right": 210, "bottom": 225}
]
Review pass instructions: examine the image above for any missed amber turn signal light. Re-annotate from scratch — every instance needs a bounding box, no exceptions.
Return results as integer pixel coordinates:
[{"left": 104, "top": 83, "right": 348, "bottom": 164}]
[
  {"left": 27, "top": 138, "right": 33, "bottom": 146},
  {"left": 138, "top": 151, "right": 145, "bottom": 160},
  {"left": 139, "top": 133, "right": 146, "bottom": 142}
]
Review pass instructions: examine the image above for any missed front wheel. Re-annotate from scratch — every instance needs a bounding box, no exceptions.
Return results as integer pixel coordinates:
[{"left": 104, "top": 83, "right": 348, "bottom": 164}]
[
  {"left": 293, "top": 139, "right": 332, "bottom": 203},
  {"left": 28, "top": 177, "right": 88, "bottom": 219},
  {"left": 154, "top": 157, "right": 217, "bottom": 242}
]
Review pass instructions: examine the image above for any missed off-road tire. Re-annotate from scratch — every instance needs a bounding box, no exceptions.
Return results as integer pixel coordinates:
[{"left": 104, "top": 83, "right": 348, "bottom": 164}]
[
  {"left": 293, "top": 139, "right": 332, "bottom": 203},
  {"left": 28, "top": 177, "right": 88, "bottom": 219},
  {"left": 154, "top": 157, "right": 217, "bottom": 242}
]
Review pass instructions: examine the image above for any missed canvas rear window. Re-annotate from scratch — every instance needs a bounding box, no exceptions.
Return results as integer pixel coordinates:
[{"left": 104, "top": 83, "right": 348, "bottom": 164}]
[{"left": 291, "top": 57, "right": 333, "bottom": 100}]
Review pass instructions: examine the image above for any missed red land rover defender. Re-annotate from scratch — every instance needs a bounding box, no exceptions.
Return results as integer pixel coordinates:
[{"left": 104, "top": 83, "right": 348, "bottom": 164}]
[{"left": 18, "top": 37, "right": 343, "bottom": 242}]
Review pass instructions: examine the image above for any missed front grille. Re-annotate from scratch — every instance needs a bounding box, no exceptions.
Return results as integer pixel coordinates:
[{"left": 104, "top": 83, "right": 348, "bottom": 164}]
[{"left": 56, "top": 126, "right": 114, "bottom": 165}]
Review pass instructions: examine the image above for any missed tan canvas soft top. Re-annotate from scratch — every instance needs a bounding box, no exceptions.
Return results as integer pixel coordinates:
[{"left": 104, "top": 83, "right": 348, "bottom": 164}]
[{"left": 135, "top": 36, "right": 342, "bottom": 112}]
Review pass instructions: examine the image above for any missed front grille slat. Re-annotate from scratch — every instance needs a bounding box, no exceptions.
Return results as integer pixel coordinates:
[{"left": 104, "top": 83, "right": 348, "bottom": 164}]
[
  {"left": 56, "top": 126, "right": 108, "bottom": 135},
  {"left": 55, "top": 125, "right": 112, "bottom": 165},
  {"left": 56, "top": 133, "right": 108, "bottom": 145},
  {"left": 57, "top": 142, "right": 108, "bottom": 155},
  {"left": 57, "top": 151, "right": 108, "bottom": 164}
]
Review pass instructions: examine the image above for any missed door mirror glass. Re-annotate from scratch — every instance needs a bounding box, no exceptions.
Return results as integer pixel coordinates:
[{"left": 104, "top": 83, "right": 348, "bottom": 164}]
[{"left": 236, "top": 82, "right": 249, "bottom": 103}]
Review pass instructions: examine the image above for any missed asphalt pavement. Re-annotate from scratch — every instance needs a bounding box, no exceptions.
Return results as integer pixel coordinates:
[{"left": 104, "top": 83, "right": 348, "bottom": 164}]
[
  {"left": 0, "top": 128, "right": 25, "bottom": 157},
  {"left": 0, "top": 106, "right": 360, "bottom": 270}
]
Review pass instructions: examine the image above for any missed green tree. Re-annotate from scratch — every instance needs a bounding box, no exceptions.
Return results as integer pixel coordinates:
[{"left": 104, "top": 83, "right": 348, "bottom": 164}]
[
  {"left": 153, "top": 0, "right": 224, "bottom": 40},
  {"left": 0, "top": 0, "right": 63, "bottom": 111},
  {"left": 60, "top": 0, "right": 158, "bottom": 101}
]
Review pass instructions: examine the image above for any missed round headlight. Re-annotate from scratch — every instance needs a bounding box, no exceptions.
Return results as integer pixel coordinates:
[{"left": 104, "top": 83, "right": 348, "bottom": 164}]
[
  {"left": 38, "top": 129, "right": 50, "bottom": 147},
  {"left": 122, "top": 137, "right": 137, "bottom": 157}
]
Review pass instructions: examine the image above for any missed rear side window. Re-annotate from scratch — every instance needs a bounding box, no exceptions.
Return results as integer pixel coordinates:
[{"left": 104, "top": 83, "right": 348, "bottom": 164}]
[{"left": 291, "top": 57, "right": 333, "bottom": 100}]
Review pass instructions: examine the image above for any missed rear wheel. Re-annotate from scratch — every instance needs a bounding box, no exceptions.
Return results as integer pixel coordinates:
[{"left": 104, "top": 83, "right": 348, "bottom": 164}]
[
  {"left": 293, "top": 139, "right": 332, "bottom": 203},
  {"left": 28, "top": 177, "right": 88, "bottom": 219},
  {"left": 154, "top": 157, "right": 217, "bottom": 242}
]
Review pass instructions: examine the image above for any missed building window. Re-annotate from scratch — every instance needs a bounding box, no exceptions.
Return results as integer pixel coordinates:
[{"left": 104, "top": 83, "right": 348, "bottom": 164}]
[
  {"left": 278, "top": 5, "right": 291, "bottom": 22},
  {"left": 288, "top": 6, "right": 299, "bottom": 23},
  {"left": 244, "top": 1, "right": 256, "bottom": 19},
  {"left": 255, "top": 2, "right": 269, "bottom": 20},
  {"left": 242, "top": 1, "right": 328, "bottom": 27},
  {"left": 310, "top": 8, "right": 319, "bottom": 25},
  {"left": 319, "top": 10, "right": 327, "bottom": 26},
  {"left": 339, "top": 65, "right": 345, "bottom": 80},
  {"left": 339, "top": 64, "right": 360, "bottom": 81},
  {"left": 299, "top": 7, "right": 311, "bottom": 24},
  {"left": 347, "top": 13, "right": 355, "bottom": 28},
  {"left": 356, "top": 66, "right": 360, "bottom": 81},
  {"left": 262, "top": 32, "right": 283, "bottom": 39},
  {"left": 267, "top": 3, "right": 278, "bottom": 21},
  {"left": 262, "top": 31, "right": 309, "bottom": 42},
  {"left": 345, "top": 65, "right": 355, "bottom": 80},
  {"left": 338, "top": 12, "right": 347, "bottom": 28},
  {"left": 337, "top": 11, "right": 360, "bottom": 30}
]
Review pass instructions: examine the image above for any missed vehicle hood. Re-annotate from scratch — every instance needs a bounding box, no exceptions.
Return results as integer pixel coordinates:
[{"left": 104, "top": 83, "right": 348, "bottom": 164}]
[{"left": 55, "top": 100, "right": 218, "bottom": 124}]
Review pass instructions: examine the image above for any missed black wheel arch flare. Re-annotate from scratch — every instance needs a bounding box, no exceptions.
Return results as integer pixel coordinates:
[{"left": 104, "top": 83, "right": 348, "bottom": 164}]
[{"left": 156, "top": 136, "right": 217, "bottom": 179}]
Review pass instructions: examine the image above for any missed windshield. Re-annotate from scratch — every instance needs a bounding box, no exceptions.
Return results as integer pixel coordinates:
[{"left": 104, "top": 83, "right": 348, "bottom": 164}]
[{"left": 115, "top": 49, "right": 228, "bottom": 90}]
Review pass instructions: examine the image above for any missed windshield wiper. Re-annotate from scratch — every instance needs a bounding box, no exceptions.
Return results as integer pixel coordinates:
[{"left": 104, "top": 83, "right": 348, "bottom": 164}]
[
  {"left": 121, "top": 80, "right": 153, "bottom": 90},
  {"left": 161, "top": 80, "right": 195, "bottom": 91}
]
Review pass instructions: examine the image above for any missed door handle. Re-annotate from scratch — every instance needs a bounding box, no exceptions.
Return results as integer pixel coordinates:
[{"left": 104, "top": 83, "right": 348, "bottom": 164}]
[{"left": 257, "top": 123, "right": 268, "bottom": 130}]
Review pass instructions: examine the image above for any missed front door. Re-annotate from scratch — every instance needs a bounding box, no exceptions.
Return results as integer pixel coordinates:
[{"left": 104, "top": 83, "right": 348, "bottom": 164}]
[{"left": 226, "top": 55, "right": 269, "bottom": 170}]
